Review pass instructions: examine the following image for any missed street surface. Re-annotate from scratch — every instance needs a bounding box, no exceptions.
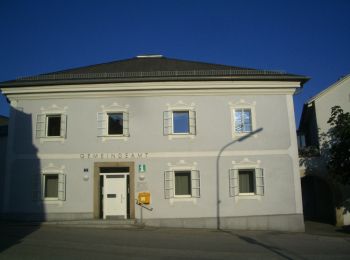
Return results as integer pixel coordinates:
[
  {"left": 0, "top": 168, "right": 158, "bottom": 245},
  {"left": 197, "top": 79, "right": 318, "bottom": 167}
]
[{"left": 0, "top": 222, "right": 350, "bottom": 259}]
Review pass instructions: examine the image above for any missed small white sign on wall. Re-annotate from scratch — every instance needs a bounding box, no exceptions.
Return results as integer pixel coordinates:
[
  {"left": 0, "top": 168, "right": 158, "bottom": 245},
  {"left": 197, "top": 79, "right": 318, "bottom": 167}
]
[{"left": 138, "top": 164, "right": 146, "bottom": 173}]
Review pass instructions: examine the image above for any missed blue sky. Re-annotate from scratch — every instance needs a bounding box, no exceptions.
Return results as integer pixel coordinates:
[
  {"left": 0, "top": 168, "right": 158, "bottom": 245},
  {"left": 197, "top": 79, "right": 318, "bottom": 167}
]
[{"left": 0, "top": 0, "right": 349, "bottom": 127}]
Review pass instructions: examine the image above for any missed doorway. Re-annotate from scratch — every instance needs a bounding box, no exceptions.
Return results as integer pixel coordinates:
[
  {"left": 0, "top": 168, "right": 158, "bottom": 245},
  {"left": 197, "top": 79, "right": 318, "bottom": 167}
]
[
  {"left": 94, "top": 162, "right": 135, "bottom": 220},
  {"left": 100, "top": 173, "right": 129, "bottom": 219}
]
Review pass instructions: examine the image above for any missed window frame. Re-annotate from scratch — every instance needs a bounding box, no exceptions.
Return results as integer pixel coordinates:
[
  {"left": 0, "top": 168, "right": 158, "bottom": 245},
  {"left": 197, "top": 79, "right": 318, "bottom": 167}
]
[
  {"left": 42, "top": 173, "right": 59, "bottom": 200},
  {"left": 233, "top": 108, "right": 253, "bottom": 134},
  {"left": 229, "top": 101, "right": 256, "bottom": 138},
  {"left": 163, "top": 108, "right": 196, "bottom": 138},
  {"left": 46, "top": 114, "right": 62, "bottom": 137},
  {"left": 229, "top": 166, "right": 264, "bottom": 198},
  {"left": 36, "top": 113, "right": 67, "bottom": 141},
  {"left": 174, "top": 170, "right": 192, "bottom": 198},
  {"left": 107, "top": 112, "right": 124, "bottom": 136},
  {"left": 172, "top": 110, "right": 190, "bottom": 135},
  {"left": 164, "top": 169, "right": 200, "bottom": 199},
  {"left": 97, "top": 110, "right": 130, "bottom": 141},
  {"left": 237, "top": 169, "right": 256, "bottom": 195}
]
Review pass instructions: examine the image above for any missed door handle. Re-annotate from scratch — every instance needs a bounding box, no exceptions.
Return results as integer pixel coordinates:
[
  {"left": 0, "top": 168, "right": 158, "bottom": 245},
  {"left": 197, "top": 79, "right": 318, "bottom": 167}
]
[{"left": 121, "top": 194, "right": 123, "bottom": 203}]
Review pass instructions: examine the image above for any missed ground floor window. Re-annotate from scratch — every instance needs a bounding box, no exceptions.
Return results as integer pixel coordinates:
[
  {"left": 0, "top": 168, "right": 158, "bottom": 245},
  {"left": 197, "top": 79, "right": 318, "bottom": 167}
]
[
  {"left": 44, "top": 174, "right": 59, "bottom": 198},
  {"left": 229, "top": 168, "right": 264, "bottom": 196},
  {"left": 33, "top": 173, "right": 66, "bottom": 201},
  {"left": 174, "top": 171, "right": 191, "bottom": 196},
  {"left": 164, "top": 170, "right": 200, "bottom": 199},
  {"left": 238, "top": 169, "right": 255, "bottom": 194}
]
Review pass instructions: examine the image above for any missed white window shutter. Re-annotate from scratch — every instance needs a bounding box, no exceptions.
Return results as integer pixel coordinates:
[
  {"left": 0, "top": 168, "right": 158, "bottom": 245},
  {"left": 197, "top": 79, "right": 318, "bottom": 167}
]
[
  {"left": 36, "top": 114, "right": 46, "bottom": 138},
  {"left": 123, "top": 111, "right": 130, "bottom": 137},
  {"left": 58, "top": 173, "right": 66, "bottom": 201},
  {"left": 32, "top": 175, "right": 42, "bottom": 201},
  {"left": 163, "top": 111, "right": 172, "bottom": 135},
  {"left": 164, "top": 171, "right": 174, "bottom": 199},
  {"left": 60, "top": 114, "right": 67, "bottom": 138},
  {"left": 229, "top": 169, "right": 239, "bottom": 196},
  {"left": 191, "top": 170, "right": 200, "bottom": 198},
  {"left": 97, "top": 112, "right": 106, "bottom": 137},
  {"left": 255, "top": 168, "right": 264, "bottom": 196},
  {"left": 189, "top": 110, "right": 196, "bottom": 135}
]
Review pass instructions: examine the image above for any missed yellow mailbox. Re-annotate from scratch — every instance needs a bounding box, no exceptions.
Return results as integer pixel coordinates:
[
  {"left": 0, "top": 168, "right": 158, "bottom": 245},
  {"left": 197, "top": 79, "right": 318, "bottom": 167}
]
[{"left": 138, "top": 192, "right": 150, "bottom": 205}]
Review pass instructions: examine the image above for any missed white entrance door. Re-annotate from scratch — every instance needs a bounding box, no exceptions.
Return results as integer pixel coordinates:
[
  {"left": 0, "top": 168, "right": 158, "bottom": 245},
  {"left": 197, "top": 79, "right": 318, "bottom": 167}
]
[{"left": 103, "top": 174, "right": 127, "bottom": 219}]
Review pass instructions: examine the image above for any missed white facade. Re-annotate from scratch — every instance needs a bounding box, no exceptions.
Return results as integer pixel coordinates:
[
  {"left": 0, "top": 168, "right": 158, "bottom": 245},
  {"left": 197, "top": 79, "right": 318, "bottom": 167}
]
[{"left": 0, "top": 57, "right": 307, "bottom": 231}]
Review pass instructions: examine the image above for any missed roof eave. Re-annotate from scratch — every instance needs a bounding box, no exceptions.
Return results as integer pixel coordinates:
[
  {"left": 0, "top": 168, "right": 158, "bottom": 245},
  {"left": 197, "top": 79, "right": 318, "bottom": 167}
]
[{"left": 0, "top": 75, "right": 309, "bottom": 88}]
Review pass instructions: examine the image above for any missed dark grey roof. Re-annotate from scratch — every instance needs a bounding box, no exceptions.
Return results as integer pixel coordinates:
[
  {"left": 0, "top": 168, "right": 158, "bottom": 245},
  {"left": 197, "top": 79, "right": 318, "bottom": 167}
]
[{"left": 0, "top": 55, "right": 309, "bottom": 87}]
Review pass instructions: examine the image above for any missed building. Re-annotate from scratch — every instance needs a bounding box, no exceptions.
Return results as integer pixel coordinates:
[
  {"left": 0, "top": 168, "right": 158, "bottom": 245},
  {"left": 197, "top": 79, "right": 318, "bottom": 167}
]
[
  {"left": 0, "top": 55, "right": 308, "bottom": 231},
  {"left": 0, "top": 115, "right": 8, "bottom": 214},
  {"left": 298, "top": 74, "right": 350, "bottom": 226}
]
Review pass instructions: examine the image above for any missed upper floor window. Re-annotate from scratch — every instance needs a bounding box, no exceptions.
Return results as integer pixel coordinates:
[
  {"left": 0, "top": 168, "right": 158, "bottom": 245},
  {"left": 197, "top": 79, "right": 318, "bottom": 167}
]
[
  {"left": 47, "top": 115, "right": 62, "bottom": 137},
  {"left": 173, "top": 111, "right": 190, "bottom": 134},
  {"left": 234, "top": 108, "right": 252, "bottom": 133},
  {"left": 97, "top": 111, "right": 129, "bottom": 139},
  {"left": 230, "top": 100, "right": 257, "bottom": 138},
  {"left": 108, "top": 113, "right": 124, "bottom": 135},
  {"left": 36, "top": 113, "right": 67, "bottom": 139},
  {"left": 164, "top": 110, "right": 196, "bottom": 136}
]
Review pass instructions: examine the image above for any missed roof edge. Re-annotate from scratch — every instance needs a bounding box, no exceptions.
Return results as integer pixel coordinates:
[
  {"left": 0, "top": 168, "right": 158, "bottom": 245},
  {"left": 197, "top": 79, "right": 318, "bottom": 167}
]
[
  {"left": 0, "top": 75, "right": 309, "bottom": 88},
  {"left": 307, "top": 73, "right": 350, "bottom": 104}
]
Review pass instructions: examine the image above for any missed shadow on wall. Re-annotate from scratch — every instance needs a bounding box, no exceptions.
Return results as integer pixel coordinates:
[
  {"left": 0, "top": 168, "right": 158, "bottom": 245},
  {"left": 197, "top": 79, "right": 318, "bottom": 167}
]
[
  {"left": 0, "top": 107, "right": 44, "bottom": 252},
  {"left": 0, "top": 124, "right": 8, "bottom": 218},
  {"left": 301, "top": 174, "right": 336, "bottom": 225},
  {"left": 299, "top": 124, "right": 350, "bottom": 226}
]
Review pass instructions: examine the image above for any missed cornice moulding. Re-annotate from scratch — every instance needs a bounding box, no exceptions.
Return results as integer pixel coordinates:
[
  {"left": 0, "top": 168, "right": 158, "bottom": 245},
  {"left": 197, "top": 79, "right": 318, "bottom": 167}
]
[{"left": 1, "top": 81, "right": 301, "bottom": 96}]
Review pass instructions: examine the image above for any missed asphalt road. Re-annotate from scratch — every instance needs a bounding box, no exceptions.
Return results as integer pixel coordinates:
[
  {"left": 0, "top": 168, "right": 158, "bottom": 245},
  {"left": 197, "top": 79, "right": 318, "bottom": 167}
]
[{"left": 0, "top": 224, "right": 350, "bottom": 259}]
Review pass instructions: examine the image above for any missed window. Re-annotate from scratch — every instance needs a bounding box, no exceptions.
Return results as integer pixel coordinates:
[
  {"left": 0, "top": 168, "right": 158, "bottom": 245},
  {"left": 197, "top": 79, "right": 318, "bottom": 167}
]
[
  {"left": 44, "top": 174, "right": 59, "bottom": 198},
  {"left": 33, "top": 173, "right": 66, "bottom": 201},
  {"left": 36, "top": 114, "right": 67, "bottom": 139},
  {"left": 108, "top": 113, "right": 123, "bottom": 135},
  {"left": 238, "top": 169, "right": 255, "bottom": 194},
  {"left": 47, "top": 115, "right": 61, "bottom": 137},
  {"left": 97, "top": 111, "right": 129, "bottom": 138},
  {"left": 173, "top": 111, "right": 189, "bottom": 134},
  {"left": 163, "top": 110, "right": 196, "bottom": 136},
  {"left": 234, "top": 108, "right": 252, "bottom": 133},
  {"left": 229, "top": 168, "right": 264, "bottom": 196},
  {"left": 174, "top": 171, "right": 191, "bottom": 196},
  {"left": 164, "top": 170, "right": 200, "bottom": 198}
]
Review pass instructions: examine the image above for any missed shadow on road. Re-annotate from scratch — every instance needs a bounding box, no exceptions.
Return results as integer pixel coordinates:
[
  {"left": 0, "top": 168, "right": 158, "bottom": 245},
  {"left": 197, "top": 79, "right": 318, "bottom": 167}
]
[{"left": 220, "top": 230, "right": 302, "bottom": 260}]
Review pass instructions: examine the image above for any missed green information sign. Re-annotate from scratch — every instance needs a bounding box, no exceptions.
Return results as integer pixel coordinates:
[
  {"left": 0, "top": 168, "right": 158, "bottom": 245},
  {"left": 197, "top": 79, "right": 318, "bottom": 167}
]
[{"left": 138, "top": 164, "right": 146, "bottom": 173}]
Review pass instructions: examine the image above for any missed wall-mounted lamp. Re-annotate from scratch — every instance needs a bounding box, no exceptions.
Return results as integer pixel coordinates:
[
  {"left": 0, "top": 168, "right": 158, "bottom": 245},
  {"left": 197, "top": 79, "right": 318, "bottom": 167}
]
[{"left": 83, "top": 168, "right": 89, "bottom": 181}]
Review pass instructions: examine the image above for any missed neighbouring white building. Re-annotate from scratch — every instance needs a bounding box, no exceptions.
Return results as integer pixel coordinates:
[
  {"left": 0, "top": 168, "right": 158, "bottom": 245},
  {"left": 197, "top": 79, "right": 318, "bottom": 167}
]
[
  {"left": 0, "top": 55, "right": 309, "bottom": 231},
  {"left": 298, "top": 74, "right": 350, "bottom": 226}
]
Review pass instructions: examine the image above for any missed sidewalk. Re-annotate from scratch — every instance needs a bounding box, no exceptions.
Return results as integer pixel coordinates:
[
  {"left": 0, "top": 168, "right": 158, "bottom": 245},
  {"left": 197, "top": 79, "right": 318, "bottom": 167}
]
[{"left": 304, "top": 220, "right": 350, "bottom": 237}]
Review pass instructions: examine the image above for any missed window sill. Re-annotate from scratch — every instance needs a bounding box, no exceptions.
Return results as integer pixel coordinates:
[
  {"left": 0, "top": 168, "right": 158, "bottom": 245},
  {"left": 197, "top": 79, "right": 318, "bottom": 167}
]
[
  {"left": 169, "top": 197, "right": 198, "bottom": 205},
  {"left": 168, "top": 134, "right": 195, "bottom": 140},
  {"left": 38, "top": 137, "right": 66, "bottom": 143},
  {"left": 174, "top": 195, "right": 192, "bottom": 198},
  {"left": 235, "top": 194, "right": 262, "bottom": 201},
  {"left": 232, "top": 132, "right": 258, "bottom": 139},
  {"left": 99, "top": 135, "right": 129, "bottom": 142},
  {"left": 40, "top": 199, "right": 64, "bottom": 206}
]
